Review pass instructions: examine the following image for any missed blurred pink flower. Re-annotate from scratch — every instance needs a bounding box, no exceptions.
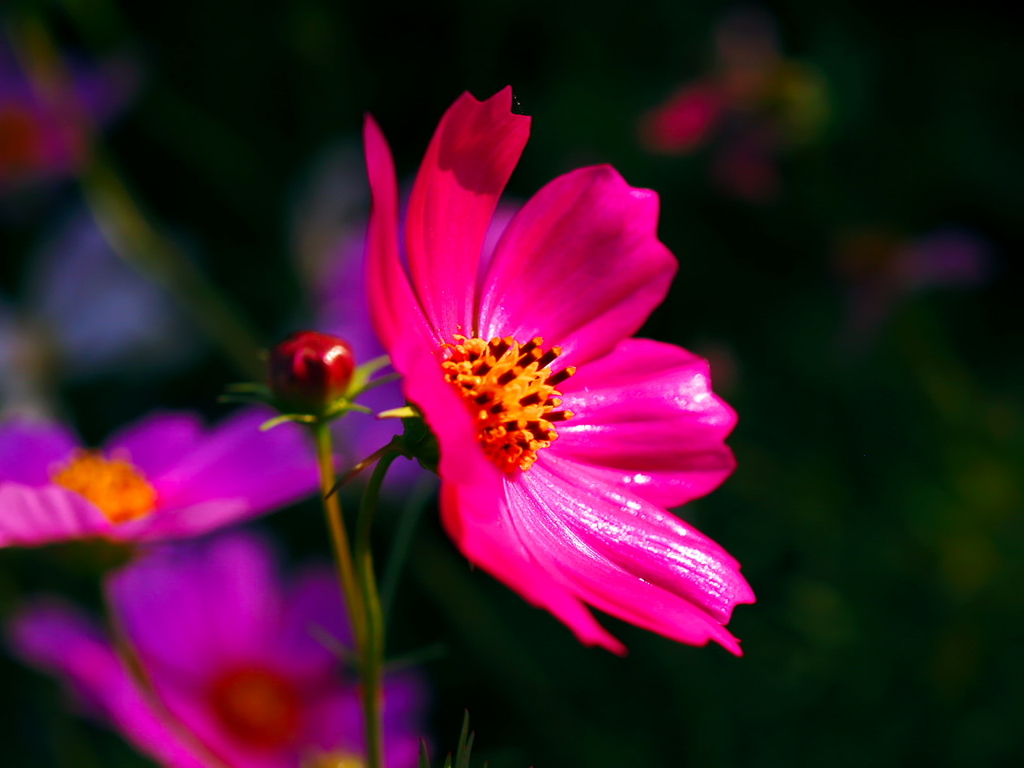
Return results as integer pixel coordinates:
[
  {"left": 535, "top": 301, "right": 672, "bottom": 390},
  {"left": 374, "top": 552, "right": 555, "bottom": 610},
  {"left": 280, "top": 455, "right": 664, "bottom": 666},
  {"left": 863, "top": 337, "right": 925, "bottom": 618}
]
[
  {"left": 0, "top": 30, "right": 136, "bottom": 196},
  {"left": 639, "top": 7, "right": 827, "bottom": 202},
  {"left": 8, "top": 532, "right": 425, "bottom": 767},
  {"left": 364, "top": 88, "right": 753, "bottom": 654},
  {"left": 0, "top": 407, "right": 317, "bottom": 547},
  {"left": 835, "top": 227, "right": 993, "bottom": 351}
]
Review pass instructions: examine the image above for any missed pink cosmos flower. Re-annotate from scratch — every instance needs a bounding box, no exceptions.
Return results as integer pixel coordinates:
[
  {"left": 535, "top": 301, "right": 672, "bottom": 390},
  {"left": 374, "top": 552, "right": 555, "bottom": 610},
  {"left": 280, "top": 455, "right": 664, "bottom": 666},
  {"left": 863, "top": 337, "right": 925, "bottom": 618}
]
[
  {"left": 363, "top": 87, "right": 754, "bottom": 654},
  {"left": 0, "top": 407, "right": 318, "bottom": 547},
  {"left": 638, "top": 8, "right": 827, "bottom": 202},
  {"left": 8, "top": 532, "right": 425, "bottom": 768}
]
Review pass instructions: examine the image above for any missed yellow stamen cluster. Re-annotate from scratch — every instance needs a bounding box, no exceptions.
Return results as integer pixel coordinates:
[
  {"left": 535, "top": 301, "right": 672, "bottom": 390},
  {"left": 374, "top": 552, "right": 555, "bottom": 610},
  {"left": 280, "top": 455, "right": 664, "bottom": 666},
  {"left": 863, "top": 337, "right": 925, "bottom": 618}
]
[
  {"left": 51, "top": 451, "right": 158, "bottom": 524},
  {"left": 441, "top": 335, "right": 575, "bottom": 473}
]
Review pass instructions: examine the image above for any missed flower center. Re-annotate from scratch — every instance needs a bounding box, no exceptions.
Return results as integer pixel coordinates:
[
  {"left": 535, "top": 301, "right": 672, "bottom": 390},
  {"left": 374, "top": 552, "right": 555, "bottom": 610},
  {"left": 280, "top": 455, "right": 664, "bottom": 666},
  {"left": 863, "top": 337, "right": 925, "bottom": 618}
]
[
  {"left": 51, "top": 451, "right": 158, "bottom": 524},
  {"left": 0, "top": 107, "right": 42, "bottom": 172},
  {"left": 308, "top": 753, "right": 366, "bottom": 768},
  {"left": 207, "top": 667, "right": 303, "bottom": 752},
  {"left": 441, "top": 335, "right": 574, "bottom": 473}
]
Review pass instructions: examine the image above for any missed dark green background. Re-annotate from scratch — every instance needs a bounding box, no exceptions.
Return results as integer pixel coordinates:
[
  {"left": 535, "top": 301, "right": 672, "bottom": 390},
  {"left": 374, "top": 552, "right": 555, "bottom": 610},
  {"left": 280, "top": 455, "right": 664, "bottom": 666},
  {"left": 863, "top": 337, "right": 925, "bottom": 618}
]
[{"left": 2, "top": 0, "right": 1022, "bottom": 766}]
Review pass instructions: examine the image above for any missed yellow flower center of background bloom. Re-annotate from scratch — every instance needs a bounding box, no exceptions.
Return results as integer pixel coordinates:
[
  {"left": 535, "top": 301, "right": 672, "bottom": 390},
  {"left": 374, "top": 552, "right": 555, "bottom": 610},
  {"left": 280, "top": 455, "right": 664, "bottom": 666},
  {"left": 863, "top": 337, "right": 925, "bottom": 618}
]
[
  {"left": 307, "top": 752, "right": 366, "bottom": 768},
  {"left": 51, "top": 451, "right": 158, "bottom": 524},
  {"left": 441, "top": 335, "right": 574, "bottom": 473}
]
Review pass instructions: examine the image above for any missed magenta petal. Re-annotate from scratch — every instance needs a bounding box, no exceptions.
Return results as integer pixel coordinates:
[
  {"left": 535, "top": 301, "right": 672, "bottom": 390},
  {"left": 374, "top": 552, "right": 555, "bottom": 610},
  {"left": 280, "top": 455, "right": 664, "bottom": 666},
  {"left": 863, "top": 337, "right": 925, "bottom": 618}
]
[
  {"left": 478, "top": 165, "right": 677, "bottom": 366},
  {"left": 0, "top": 484, "right": 113, "bottom": 546},
  {"left": 363, "top": 114, "right": 437, "bottom": 371},
  {"left": 405, "top": 87, "right": 531, "bottom": 337},
  {"left": 7, "top": 602, "right": 208, "bottom": 768},
  {"left": 110, "top": 534, "right": 284, "bottom": 674},
  {"left": 0, "top": 419, "right": 77, "bottom": 485},
  {"left": 554, "top": 338, "right": 737, "bottom": 507},
  {"left": 276, "top": 567, "right": 351, "bottom": 675},
  {"left": 151, "top": 407, "right": 317, "bottom": 520},
  {"left": 441, "top": 480, "right": 626, "bottom": 653},
  {"left": 402, "top": 344, "right": 502, "bottom": 493},
  {"left": 105, "top": 411, "right": 205, "bottom": 478},
  {"left": 508, "top": 457, "right": 753, "bottom": 654}
]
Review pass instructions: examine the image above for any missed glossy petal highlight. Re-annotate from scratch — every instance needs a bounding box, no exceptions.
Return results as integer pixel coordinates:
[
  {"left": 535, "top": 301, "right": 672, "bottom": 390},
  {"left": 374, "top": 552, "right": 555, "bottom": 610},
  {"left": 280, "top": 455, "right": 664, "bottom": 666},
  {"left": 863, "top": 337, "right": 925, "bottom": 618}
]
[{"left": 555, "top": 338, "right": 737, "bottom": 507}]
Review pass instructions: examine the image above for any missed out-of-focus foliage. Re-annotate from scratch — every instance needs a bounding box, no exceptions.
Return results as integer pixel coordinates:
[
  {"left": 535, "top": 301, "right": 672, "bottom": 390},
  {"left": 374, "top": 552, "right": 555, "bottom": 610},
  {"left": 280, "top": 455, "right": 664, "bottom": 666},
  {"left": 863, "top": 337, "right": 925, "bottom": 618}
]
[{"left": 1, "top": 0, "right": 1022, "bottom": 766}]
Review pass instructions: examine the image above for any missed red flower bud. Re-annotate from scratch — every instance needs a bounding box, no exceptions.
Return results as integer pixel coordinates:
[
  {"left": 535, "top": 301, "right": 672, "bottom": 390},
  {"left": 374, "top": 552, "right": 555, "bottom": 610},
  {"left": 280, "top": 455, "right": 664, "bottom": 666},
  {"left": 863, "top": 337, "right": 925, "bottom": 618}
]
[{"left": 267, "top": 331, "right": 355, "bottom": 413}]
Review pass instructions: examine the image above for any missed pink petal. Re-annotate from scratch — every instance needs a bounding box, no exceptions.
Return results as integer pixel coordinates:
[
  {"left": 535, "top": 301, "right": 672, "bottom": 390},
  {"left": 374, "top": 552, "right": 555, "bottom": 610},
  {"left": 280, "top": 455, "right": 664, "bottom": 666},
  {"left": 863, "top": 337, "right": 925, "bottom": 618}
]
[
  {"left": 151, "top": 407, "right": 318, "bottom": 519},
  {"left": 401, "top": 343, "right": 501, "bottom": 494},
  {"left": 363, "top": 114, "right": 437, "bottom": 372},
  {"left": 405, "top": 87, "right": 530, "bottom": 338},
  {"left": 508, "top": 457, "right": 753, "bottom": 653},
  {"left": 441, "top": 480, "right": 626, "bottom": 654},
  {"left": 638, "top": 81, "right": 726, "bottom": 154},
  {"left": 554, "top": 338, "right": 737, "bottom": 507},
  {"left": 105, "top": 411, "right": 205, "bottom": 478},
  {"left": 0, "top": 484, "right": 114, "bottom": 547},
  {"left": 478, "top": 165, "right": 677, "bottom": 367},
  {"left": 0, "top": 419, "right": 77, "bottom": 485},
  {"left": 109, "top": 534, "right": 284, "bottom": 674},
  {"left": 119, "top": 498, "right": 251, "bottom": 542},
  {"left": 7, "top": 601, "right": 209, "bottom": 768}
]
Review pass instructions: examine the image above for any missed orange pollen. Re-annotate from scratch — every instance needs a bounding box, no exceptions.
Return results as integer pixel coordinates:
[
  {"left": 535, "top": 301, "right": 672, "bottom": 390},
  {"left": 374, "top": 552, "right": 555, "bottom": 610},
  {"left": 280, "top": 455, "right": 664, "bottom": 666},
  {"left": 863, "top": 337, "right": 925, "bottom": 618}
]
[
  {"left": 207, "top": 667, "right": 303, "bottom": 752},
  {"left": 51, "top": 450, "right": 158, "bottom": 524},
  {"left": 441, "top": 335, "right": 575, "bottom": 474}
]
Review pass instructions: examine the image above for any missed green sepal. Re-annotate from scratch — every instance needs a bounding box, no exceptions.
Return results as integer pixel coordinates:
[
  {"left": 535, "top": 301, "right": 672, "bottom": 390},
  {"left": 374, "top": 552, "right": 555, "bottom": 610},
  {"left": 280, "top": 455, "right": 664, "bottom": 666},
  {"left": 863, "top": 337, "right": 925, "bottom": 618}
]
[
  {"left": 260, "top": 413, "right": 317, "bottom": 430},
  {"left": 397, "top": 411, "right": 439, "bottom": 474},
  {"left": 346, "top": 354, "right": 393, "bottom": 397}
]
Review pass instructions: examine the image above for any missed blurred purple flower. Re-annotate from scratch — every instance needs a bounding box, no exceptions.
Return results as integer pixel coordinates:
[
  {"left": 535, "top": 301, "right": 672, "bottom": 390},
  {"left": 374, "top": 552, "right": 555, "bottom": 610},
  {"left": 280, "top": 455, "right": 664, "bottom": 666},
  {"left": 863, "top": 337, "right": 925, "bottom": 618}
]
[
  {"left": 638, "top": 6, "right": 827, "bottom": 202},
  {"left": 0, "top": 406, "right": 318, "bottom": 547},
  {"left": 26, "top": 204, "right": 204, "bottom": 379},
  {"left": 0, "top": 29, "right": 136, "bottom": 196},
  {"left": 835, "top": 226, "right": 993, "bottom": 351},
  {"left": 8, "top": 532, "right": 426, "bottom": 767}
]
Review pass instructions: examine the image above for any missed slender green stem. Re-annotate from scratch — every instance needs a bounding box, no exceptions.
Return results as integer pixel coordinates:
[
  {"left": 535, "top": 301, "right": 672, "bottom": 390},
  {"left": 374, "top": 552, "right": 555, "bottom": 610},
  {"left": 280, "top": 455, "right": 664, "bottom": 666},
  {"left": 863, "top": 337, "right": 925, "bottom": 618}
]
[
  {"left": 355, "top": 450, "right": 399, "bottom": 768},
  {"left": 327, "top": 442, "right": 397, "bottom": 498},
  {"left": 313, "top": 423, "right": 368, "bottom": 667},
  {"left": 13, "top": 15, "right": 264, "bottom": 380},
  {"left": 81, "top": 157, "right": 265, "bottom": 379},
  {"left": 381, "top": 472, "right": 437, "bottom": 629}
]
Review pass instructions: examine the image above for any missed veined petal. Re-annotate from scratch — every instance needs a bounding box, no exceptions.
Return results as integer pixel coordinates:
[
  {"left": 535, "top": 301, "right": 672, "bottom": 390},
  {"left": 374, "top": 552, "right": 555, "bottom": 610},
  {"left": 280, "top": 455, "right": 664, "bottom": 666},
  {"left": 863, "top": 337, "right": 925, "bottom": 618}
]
[
  {"left": 478, "top": 165, "right": 676, "bottom": 367},
  {"left": 8, "top": 602, "right": 209, "bottom": 768},
  {"left": 364, "top": 114, "right": 436, "bottom": 371},
  {"left": 554, "top": 338, "right": 737, "bottom": 507},
  {"left": 441, "top": 480, "right": 626, "bottom": 653},
  {"left": 0, "top": 420, "right": 77, "bottom": 485},
  {"left": 508, "top": 457, "right": 753, "bottom": 653},
  {"left": 405, "top": 87, "right": 531, "bottom": 338},
  {"left": 0, "top": 484, "right": 113, "bottom": 546}
]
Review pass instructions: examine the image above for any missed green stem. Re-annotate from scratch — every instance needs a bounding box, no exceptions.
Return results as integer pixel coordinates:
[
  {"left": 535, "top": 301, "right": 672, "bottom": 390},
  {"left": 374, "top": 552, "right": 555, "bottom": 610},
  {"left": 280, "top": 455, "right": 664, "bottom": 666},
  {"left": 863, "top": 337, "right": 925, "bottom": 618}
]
[
  {"left": 81, "top": 157, "right": 265, "bottom": 380},
  {"left": 355, "top": 450, "right": 399, "bottom": 768},
  {"left": 313, "top": 423, "right": 368, "bottom": 672},
  {"left": 381, "top": 472, "right": 437, "bottom": 630},
  {"left": 13, "top": 16, "right": 264, "bottom": 380}
]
